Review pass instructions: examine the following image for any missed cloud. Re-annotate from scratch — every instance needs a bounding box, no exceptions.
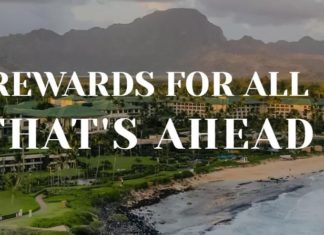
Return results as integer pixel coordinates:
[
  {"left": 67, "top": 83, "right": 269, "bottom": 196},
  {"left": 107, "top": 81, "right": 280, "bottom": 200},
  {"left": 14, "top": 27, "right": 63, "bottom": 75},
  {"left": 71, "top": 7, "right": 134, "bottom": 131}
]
[
  {"left": 0, "top": 0, "right": 155, "bottom": 36},
  {"left": 0, "top": 0, "right": 85, "bottom": 2},
  {"left": 71, "top": 0, "right": 151, "bottom": 25},
  {"left": 117, "top": 0, "right": 177, "bottom": 2},
  {"left": 0, "top": 1, "right": 88, "bottom": 36},
  {"left": 0, "top": 0, "right": 175, "bottom": 2},
  {"left": 197, "top": 0, "right": 324, "bottom": 26},
  {"left": 304, "top": 18, "right": 324, "bottom": 39}
]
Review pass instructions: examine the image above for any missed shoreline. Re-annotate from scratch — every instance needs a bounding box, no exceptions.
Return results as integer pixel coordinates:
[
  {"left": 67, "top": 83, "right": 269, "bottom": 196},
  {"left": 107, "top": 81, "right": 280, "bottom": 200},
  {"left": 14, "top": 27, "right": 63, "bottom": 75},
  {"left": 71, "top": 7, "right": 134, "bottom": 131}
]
[
  {"left": 132, "top": 175, "right": 312, "bottom": 234},
  {"left": 190, "top": 155, "right": 324, "bottom": 185},
  {"left": 99, "top": 155, "right": 324, "bottom": 234},
  {"left": 130, "top": 155, "right": 324, "bottom": 234},
  {"left": 128, "top": 155, "right": 324, "bottom": 207}
]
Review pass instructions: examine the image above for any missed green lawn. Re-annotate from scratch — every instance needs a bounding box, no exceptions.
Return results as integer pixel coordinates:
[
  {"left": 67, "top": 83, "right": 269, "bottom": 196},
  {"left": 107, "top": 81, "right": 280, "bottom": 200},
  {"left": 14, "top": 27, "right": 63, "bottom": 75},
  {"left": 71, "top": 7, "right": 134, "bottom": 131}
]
[
  {"left": 1, "top": 202, "right": 71, "bottom": 227},
  {"left": 21, "top": 168, "right": 83, "bottom": 180},
  {"left": 0, "top": 157, "right": 180, "bottom": 231},
  {"left": 78, "top": 155, "right": 157, "bottom": 171},
  {"left": 123, "top": 171, "right": 177, "bottom": 186},
  {"left": 0, "top": 169, "right": 182, "bottom": 231},
  {"left": 0, "top": 191, "right": 39, "bottom": 216},
  {"left": 0, "top": 228, "right": 70, "bottom": 235}
]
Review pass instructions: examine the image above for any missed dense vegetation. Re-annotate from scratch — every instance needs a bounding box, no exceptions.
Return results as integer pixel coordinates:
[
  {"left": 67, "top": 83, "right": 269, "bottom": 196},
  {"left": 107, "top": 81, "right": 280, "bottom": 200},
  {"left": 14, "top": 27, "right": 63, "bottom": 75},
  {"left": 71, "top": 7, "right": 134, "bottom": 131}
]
[{"left": 0, "top": 78, "right": 323, "bottom": 234}]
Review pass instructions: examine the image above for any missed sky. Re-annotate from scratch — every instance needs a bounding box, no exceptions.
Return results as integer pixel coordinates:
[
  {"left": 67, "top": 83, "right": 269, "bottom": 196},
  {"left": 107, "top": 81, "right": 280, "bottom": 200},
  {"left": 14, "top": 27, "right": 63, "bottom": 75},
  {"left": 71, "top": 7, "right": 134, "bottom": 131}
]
[{"left": 0, "top": 0, "right": 324, "bottom": 42}]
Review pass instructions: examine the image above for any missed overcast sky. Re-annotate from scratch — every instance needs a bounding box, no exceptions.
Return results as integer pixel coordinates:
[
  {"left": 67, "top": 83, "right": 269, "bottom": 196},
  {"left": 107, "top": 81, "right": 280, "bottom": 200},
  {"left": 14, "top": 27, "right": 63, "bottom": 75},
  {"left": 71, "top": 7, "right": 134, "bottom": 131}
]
[{"left": 0, "top": 0, "right": 324, "bottom": 42}]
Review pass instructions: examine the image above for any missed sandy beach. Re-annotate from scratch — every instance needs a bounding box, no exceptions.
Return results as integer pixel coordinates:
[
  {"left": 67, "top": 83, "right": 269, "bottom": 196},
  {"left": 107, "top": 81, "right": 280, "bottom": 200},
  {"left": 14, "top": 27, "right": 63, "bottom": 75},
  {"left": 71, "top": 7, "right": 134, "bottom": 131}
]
[
  {"left": 192, "top": 155, "right": 324, "bottom": 184},
  {"left": 132, "top": 156, "right": 324, "bottom": 234},
  {"left": 129, "top": 156, "right": 324, "bottom": 207}
]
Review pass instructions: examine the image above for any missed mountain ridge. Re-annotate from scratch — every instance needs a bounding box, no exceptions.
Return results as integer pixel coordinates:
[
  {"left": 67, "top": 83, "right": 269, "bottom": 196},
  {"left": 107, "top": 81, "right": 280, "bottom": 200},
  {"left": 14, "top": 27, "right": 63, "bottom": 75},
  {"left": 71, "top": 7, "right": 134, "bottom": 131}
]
[{"left": 0, "top": 8, "right": 323, "bottom": 80}]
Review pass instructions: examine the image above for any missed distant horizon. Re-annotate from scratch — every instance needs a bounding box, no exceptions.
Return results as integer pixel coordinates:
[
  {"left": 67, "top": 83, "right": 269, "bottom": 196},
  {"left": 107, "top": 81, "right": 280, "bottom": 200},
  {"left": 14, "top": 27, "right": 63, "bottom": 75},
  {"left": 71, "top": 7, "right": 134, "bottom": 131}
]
[
  {"left": 1, "top": 7, "right": 323, "bottom": 44},
  {"left": 1, "top": 0, "right": 324, "bottom": 42}
]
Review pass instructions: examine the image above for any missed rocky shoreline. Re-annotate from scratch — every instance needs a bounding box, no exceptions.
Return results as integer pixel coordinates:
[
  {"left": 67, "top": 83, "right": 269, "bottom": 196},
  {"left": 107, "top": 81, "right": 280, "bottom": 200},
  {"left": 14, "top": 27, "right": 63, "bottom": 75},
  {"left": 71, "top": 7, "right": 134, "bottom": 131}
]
[
  {"left": 99, "top": 181, "right": 193, "bottom": 234},
  {"left": 131, "top": 175, "right": 311, "bottom": 234},
  {"left": 99, "top": 176, "right": 307, "bottom": 234},
  {"left": 96, "top": 156, "right": 324, "bottom": 234},
  {"left": 98, "top": 164, "right": 324, "bottom": 234}
]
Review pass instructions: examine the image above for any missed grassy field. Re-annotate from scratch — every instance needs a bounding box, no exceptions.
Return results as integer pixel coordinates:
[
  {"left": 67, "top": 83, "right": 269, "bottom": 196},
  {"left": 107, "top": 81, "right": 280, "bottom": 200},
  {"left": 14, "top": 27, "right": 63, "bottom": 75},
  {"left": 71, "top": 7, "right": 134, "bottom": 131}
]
[
  {"left": 0, "top": 156, "right": 185, "bottom": 232},
  {"left": 21, "top": 169, "right": 83, "bottom": 179},
  {"left": 0, "top": 191, "right": 39, "bottom": 216},
  {"left": 0, "top": 228, "right": 70, "bottom": 235},
  {"left": 1, "top": 202, "right": 72, "bottom": 227},
  {"left": 78, "top": 155, "right": 157, "bottom": 171}
]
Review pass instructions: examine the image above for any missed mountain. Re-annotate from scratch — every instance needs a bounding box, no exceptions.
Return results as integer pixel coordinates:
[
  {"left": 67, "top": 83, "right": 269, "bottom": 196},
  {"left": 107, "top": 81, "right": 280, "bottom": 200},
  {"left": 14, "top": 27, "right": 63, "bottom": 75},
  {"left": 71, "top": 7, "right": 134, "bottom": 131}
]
[{"left": 0, "top": 8, "right": 324, "bottom": 80}]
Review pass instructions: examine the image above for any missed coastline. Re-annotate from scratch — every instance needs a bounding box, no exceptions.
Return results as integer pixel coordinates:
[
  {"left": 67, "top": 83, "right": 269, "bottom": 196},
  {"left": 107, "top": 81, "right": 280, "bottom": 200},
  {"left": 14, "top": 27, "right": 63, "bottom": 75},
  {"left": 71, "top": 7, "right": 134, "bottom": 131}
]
[
  {"left": 128, "top": 155, "right": 324, "bottom": 207},
  {"left": 190, "top": 155, "right": 324, "bottom": 184},
  {"left": 132, "top": 175, "right": 312, "bottom": 234},
  {"left": 127, "top": 155, "right": 324, "bottom": 234}
]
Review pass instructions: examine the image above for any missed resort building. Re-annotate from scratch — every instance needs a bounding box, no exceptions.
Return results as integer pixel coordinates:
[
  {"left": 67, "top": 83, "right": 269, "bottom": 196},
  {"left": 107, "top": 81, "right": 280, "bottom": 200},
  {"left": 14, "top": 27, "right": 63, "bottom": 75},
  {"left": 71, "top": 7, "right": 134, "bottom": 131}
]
[
  {"left": 0, "top": 119, "right": 13, "bottom": 139},
  {"left": 165, "top": 98, "right": 208, "bottom": 117},
  {"left": 0, "top": 154, "right": 45, "bottom": 173},
  {"left": 227, "top": 97, "right": 313, "bottom": 119},
  {"left": 48, "top": 96, "right": 87, "bottom": 107},
  {"left": 0, "top": 96, "right": 321, "bottom": 140},
  {"left": 205, "top": 97, "right": 228, "bottom": 113},
  {"left": 227, "top": 97, "right": 268, "bottom": 118},
  {"left": 47, "top": 154, "right": 77, "bottom": 171},
  {"left": 3, "top": 97, "right": 145, "bottom": 135},
  {"left": 267, "top": 98, "right": 312, "bottom": 119},
  {"left": 318, "top": 99, "right": 324, "bottom": 121},
  {"left": 0, "top": 153, "right": 78, "bottom": 173}
]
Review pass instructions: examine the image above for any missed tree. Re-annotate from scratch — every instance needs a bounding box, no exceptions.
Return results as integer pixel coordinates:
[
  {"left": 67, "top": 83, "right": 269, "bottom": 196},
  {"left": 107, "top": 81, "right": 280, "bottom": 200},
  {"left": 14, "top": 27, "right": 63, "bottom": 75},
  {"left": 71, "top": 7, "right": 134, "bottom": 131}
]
[{"left": 92, "top": 134, "right": 105, "bottom": 180}]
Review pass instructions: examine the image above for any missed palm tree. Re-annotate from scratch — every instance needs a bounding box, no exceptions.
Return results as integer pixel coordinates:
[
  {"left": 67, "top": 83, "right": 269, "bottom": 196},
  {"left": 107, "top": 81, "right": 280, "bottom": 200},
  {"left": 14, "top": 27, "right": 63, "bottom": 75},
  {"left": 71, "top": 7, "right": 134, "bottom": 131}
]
[
  {"left": 66, "top": 126, "right": 78, "bottom": 168},
  {"left": 93, "top": 134, "right": 105, "bottom": 180}
]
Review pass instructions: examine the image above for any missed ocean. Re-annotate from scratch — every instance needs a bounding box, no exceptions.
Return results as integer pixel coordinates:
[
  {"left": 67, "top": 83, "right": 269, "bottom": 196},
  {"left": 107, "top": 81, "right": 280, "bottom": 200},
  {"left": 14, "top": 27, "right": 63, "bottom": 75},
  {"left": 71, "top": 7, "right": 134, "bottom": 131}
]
[
  {"left": 207, "top": 174, "right": 324, "bottom": 235},
  {"left": 133, "top": 172, "right": 324, "bottom": 235}
]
